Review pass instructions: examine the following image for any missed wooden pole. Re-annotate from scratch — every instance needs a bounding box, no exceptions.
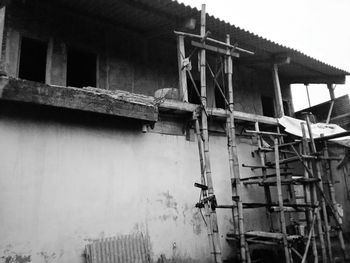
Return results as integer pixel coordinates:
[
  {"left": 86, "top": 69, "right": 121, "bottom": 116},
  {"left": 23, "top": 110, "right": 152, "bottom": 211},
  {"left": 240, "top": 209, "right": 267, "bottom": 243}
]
[
  {"left": 305, "top": 114, "right": 333, "bottom": 263},
  {"left": 305, "top": 84, "right": 311, "bottom": 108},
  {"left": 227, "top": 110, "right": 238, "bottom": 235},
  {"left": 301, "top": 207, "right": 318, "bottom": 263},
  {"left": 326, "top": 83, "right": 335, "bottom": 124},
  {"left": 274, "top": 138, "right": 291, "bottom": 263},
  {"left": 323, "top": 137, "right": 347, "bottom": 260},
  {"left": 194, "top": 115, "right": 215, "bottom": 258},
  {"left": 0, "top": 6, "right": 6, "bottom": 74},
  {"left": 177, "top": 35, "right": 188, "bottom": 102},
  {"left": 300, "top": 123, "right": 318, "bottom": 262},
  {"left": 199, "top": 5, "right": 222, "bottom": 262},
  {"left": 225, "top": 34, "right": 246, "bottom": 263},
  {"left": 301, "top": 123, "right": 327, "bottom": 263},
  {"left": 272, "top": 64, "right": 284, "bottom": 117}
]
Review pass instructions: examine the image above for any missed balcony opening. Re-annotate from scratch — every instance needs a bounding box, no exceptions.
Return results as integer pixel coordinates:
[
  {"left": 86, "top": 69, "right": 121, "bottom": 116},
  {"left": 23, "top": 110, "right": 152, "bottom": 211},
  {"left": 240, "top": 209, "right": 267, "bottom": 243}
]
[
  {"left": 187, "top": 78, "right": 201, "bottom": 104},
  {"left": 67, "top": 47, "right": 96, "bottom": 88},
  {"left": 261, "top": 95, "right": 275, "bottom": 117},
  {"left": 18, "top": 37, "right": 48, "bottom": 83}
]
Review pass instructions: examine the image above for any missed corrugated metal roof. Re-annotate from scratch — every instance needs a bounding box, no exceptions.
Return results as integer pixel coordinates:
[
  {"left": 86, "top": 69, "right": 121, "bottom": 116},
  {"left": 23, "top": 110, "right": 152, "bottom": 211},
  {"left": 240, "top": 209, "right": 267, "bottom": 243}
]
[{"left": 39, "top": 0, "right": 349, "bottom": 83}]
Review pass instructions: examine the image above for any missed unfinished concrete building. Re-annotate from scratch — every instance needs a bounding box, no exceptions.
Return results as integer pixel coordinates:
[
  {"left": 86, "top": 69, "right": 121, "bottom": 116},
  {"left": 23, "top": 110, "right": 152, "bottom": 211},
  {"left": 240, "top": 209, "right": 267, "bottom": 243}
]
[{"left": 0, "top": 0, "right": 349, "bottom": 263}]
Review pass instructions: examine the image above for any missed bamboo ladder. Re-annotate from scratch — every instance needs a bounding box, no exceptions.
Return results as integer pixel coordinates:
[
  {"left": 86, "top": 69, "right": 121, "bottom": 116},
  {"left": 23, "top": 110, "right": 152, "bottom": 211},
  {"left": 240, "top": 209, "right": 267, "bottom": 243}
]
[
  {"left": 174, "top": 4, "right": 254, "bottom": 262},
  {"left": 240, "top": 126, "right": 331, "bottom": 263}
]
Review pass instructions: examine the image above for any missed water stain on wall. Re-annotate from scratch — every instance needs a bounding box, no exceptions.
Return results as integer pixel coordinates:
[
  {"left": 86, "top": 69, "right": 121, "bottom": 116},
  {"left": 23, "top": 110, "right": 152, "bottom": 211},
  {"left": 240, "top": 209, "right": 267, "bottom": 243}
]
[
  {"left": 1, "top": 255, "right": 31, "bottom": 263},
  {"left": 156, "top": 191, "right": 179, "bottom": 221}
]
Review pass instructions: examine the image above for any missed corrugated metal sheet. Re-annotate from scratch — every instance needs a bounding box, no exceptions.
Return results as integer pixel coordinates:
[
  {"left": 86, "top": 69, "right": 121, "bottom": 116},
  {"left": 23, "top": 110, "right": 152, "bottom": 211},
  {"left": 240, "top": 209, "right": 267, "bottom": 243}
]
[
  {"left": 34, "top": 0, "right": 349, "bottom": 83},
  {"left": 295, "top": 94, "right": 350, "bottom": 130},
  {"left": 86, "top": 234, "right": 151, "bottom": 263}
]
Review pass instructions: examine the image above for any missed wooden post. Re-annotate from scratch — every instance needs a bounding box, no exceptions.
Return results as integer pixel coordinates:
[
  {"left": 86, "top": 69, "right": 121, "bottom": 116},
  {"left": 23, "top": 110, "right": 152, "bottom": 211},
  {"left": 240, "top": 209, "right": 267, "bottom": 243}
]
[
  {"left": 199, "top": 5, "right": 222, "bottom": 263},
  {"left": 326, "top": 83, "right": 335, "bottom": 124},
  {"left": 272, "top": 64, "right": 284, "bottom": 118},
  {"left": 0, "top": 6, "right": 5, "bottom": 59},
  {"left": 274, "top": 138, "right": 291, "bottom": 263},
  {"left": 304, "top": 116, "right": 332, "bottom": 263},
  {"left": 177, "top": 35, "right": 188, "bottom": 102},
  {"left": 226, "top": 34, "right": 246, "bottom": 263},
  {"left": 194, "top": 116, "right": 215, "bottom": 258},
  {"left": 327, "top": 83, "right": 335, "bottom": 100},
  {"left": 0, "top": 6, "right": 6, "bottom": 74},
  {"left": 323, "top": 137, "right": 347, "bottom": 260},
  {"left": 299, "top": 123, "right": 318, "bottom": 262},
  {"left": 305, "top": 84, "right": 311, "bottom": 108},
  {"left": 300, "top": 123, "right": 318, "bottom": 262}
]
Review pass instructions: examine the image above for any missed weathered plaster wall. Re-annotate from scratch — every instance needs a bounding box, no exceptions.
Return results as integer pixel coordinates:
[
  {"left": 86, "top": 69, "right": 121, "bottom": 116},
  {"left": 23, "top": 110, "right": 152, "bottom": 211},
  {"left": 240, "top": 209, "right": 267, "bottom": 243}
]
[{"left": 0, "top": 104, "right": 270, "bottom": 263}]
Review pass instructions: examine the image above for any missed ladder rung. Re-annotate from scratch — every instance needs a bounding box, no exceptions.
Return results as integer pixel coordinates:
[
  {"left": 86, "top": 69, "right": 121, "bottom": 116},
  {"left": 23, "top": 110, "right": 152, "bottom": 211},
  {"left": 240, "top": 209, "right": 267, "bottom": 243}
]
[
  {"left": 243, "top": 178, "right": 320, "bottom": 186},
  {"left": 269, "top": 206, "right": 305, "bottom": 212},
  {"left": 242, "top": 164, "right": 292, "bottom": 170},
  {"left": 243, "top": 202, "right": 318, "bottom": 209},
  {"left": 241, "top": 173, "right": 292, "bottom": 182},
  {"left": 244, "top": 231, "right": 302, "bottom": 241},
  {"left": 278, "top": 141, "right": 301, "bottom": 148},
  {"left": 245, "top": 130, "right": 287, "bottom": 137}
]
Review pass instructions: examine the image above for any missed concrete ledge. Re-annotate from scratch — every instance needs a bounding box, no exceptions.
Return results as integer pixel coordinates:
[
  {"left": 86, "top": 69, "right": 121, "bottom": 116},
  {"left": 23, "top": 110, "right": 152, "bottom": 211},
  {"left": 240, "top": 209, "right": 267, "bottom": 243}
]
[
  {"left": 0, "top": 76, "right": 278, "bottom": 126},
  {"left": 0, "top": 77, "right": 159, "bottom": 122}
]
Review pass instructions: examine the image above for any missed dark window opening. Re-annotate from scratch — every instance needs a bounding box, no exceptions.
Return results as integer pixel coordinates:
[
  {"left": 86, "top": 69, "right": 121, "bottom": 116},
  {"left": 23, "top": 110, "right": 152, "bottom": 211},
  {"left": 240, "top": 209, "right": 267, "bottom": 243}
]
[
  {"left": 67, "top": 47, "right": 96, "bottom": 88},
  {"left": 18, "top": 37, "right": 47, "bottom": 83},
  {"left": 261, "top": 96, "right": 275, "bottom": 117},
  {"left": 187, "top": 78, "right": 201, "bottom": 104},
  {"left": 283, "top": 100, "right": 290, "bottom": 116},
  {"left": 215, "top": 84, "right": 227, "bottom": 109}
]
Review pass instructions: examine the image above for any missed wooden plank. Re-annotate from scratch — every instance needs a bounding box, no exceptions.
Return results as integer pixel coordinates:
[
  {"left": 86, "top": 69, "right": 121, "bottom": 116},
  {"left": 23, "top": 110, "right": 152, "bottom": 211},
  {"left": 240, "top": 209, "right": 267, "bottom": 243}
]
[
  {"left": 158, "top": 100, "right": 278, "bottom": 125},
  {"left": 0, "top": 77, "right": 158, "bottom": 121},
  {"left": 191, "top": 41, "right": 239, "bottom": 58}
]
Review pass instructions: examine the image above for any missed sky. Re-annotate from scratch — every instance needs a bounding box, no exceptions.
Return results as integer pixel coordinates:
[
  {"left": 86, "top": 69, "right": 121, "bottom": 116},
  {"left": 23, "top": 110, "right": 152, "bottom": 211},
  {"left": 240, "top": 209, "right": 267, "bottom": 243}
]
[{"left": 178, "top": 0, "right": 350, "bottom": 111}]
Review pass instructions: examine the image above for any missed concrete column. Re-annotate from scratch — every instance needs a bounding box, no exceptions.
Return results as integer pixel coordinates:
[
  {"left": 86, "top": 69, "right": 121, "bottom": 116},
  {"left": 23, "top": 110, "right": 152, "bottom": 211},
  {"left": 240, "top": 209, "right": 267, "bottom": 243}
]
[{"left": 272, "top": 63, "right": 284, "bottom": 117}]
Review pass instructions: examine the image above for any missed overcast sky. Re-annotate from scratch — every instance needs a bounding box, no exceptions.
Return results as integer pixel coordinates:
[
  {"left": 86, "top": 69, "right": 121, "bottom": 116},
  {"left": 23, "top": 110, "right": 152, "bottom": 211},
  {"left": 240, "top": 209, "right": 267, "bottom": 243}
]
[{"left": 178, "top": 0, "right": 350, "bottom": 111}]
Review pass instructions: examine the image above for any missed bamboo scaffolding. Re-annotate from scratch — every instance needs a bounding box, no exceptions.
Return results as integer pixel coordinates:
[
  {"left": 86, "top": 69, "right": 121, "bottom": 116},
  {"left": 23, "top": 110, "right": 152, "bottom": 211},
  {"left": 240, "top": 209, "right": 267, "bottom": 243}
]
[
  {"left": 301, "top": 206, "right": 319, "bottom": 263},
  {"left": 274, "top": 138, "right": 291, "bottom": 263},
  {"left": 255, "top": 122, "right": 273, "bottom": 231},
  {"left": 305, "top": 115, "right": 333, "bottom": 263},
  {"left": 194, "top": 115, "right": 215, "bottom": 259},
  {"left": 323, "top": 137, "right": 347, "bottom": 260},
  {"left": 199, "top": 5, "right": 222, "bottom": 263},
  {"left": 301, "top": 123, "right": 327, "bottom": 263},
  {"left": 225, "top": 34, "right": 247, "bottom": 263},
  {"left": 299, "top": 124, "right": 318, "bottom": 262}
]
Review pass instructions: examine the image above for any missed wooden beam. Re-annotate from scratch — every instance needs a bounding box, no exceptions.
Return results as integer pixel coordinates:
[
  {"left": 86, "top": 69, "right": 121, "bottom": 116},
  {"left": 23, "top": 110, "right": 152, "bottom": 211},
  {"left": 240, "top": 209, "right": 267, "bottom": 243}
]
[
  {"left": 191, "top": 41, "right": 239, "bottom": 58},
  {"left": 272, "top": 64, "right": 284, "bottom": 117},
  {"left": 285, "top": 75, "right": 346, "bottom": 85},
  {"left": 239, "top": 55, "right": 290, "bottom": 65},
  {"left": 177, "top": 35, "right": 188, "bottom": 102},
  {"left": 0, "top": 77, "right": 278, "bottom": 125},
  {"left": 0, "top": 77, "right": 158, "bottom": 122}
]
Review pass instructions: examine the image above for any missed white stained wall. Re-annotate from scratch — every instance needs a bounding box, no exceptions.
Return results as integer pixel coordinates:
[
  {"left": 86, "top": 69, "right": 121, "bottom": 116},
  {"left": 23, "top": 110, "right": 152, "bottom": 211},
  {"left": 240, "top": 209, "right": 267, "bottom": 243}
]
[{"left": 0, "top": 111, "right": 267, "bottom": 263}]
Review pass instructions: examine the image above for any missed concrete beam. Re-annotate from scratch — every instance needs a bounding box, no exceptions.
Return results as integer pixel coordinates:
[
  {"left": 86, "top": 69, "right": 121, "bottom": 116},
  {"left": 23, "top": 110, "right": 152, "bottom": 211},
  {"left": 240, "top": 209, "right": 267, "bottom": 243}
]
[{"left": 0, "top": 77, "right": 159, "bottom": 122}]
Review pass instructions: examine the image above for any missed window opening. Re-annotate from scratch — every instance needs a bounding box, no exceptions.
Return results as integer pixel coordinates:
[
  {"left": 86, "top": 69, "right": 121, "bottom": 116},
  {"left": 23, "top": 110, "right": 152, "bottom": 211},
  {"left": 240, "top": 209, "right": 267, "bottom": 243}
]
[
  {"left": 67, "top": 47, "right": 96, "bottom": 88},
  {"left": 18, "top": 37, "right": 48, "bottom": 83},
  {"left": 261, "top": 96, "right": 275, "bottom": 117}
]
